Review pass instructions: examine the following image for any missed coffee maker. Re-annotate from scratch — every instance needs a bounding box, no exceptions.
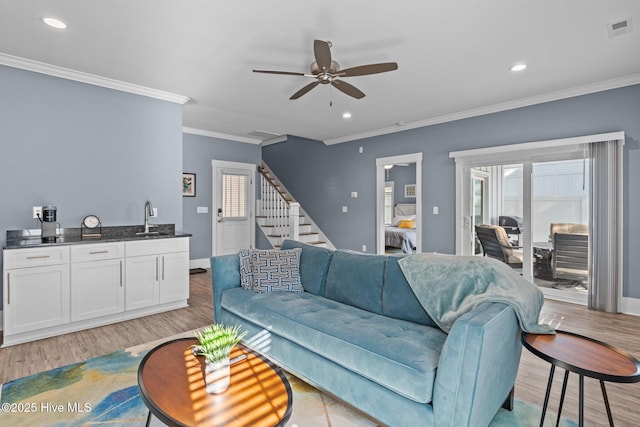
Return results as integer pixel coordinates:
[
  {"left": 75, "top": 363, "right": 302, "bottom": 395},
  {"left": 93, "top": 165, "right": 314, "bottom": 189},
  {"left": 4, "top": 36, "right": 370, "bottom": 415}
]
[{"left": 40, "top": 205, "right": 60, "bottom": 241}]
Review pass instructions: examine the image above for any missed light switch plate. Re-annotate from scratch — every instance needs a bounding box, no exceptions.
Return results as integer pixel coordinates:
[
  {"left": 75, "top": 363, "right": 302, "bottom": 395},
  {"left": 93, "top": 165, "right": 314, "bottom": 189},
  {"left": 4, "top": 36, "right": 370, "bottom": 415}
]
[
  {"left": 342, "top": 206, "right": 348, "bottom": 213},
  {"left": 197, "top": 206, "right": 209, "bottom": 214},
  {"left": 433, "top": 206, "right": 439, "bottom": 215}
]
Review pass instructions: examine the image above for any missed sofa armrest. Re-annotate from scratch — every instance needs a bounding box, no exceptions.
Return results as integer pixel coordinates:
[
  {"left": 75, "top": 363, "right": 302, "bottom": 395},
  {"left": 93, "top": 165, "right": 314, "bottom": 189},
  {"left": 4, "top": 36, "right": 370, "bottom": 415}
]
[
  {"left": 432, "top": 302, "right": 522, "bottom": 427},
  {"left": 210, "top": 254, "right": 241, "bottom": 322}
]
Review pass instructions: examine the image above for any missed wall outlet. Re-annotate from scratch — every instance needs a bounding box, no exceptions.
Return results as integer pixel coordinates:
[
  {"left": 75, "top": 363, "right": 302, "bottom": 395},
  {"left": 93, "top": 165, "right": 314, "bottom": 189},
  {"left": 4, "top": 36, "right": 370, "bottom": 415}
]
[
  {"left": 33, "top": 206, "right": 43, "bottom": 219},
  {"left": 351, "top": 191, "right": 358, "bottom": 198},
  {"left": 342, "top": 206, "right": 348, "bottom": 213},
  {"left": 151, "top": 207, "right": 158, "bottom": 217},
  {"left": 361, "top": 244, "right": 367, "bottom": 252}
]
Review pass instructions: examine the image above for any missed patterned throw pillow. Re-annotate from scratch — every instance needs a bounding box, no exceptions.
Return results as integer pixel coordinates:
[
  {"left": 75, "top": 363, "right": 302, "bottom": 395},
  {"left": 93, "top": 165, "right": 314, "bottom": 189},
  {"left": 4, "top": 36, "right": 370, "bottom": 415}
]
[
  {"left": 251, "top": 248, "right": 303, "bottom": 293},
  {"left": 238, "top": 249, "right": 253, "bottom": 290}
]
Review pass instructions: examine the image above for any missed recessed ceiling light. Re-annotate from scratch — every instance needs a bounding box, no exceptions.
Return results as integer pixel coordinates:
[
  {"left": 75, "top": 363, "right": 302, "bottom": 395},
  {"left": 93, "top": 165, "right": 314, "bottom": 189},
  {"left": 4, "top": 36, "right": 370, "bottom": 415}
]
[
  {"left": 43, "top": 17, "right": 67, "bottom": 29},
  {"left": 342, "top": 112, "right": 352, "bottom": 119},
  {"left": 510, "top": 63, "right": 527, "bottom": 72}
]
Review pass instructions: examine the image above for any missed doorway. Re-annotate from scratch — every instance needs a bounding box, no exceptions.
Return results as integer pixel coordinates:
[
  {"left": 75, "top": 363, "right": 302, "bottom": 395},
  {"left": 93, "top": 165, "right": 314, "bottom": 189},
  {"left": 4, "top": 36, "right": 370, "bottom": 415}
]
[
  {"left": 376, "top": 153, "right": 423, "bottom": 254},
  {"left": 211, "top": 160, "right": 255, "bottom": 256}
]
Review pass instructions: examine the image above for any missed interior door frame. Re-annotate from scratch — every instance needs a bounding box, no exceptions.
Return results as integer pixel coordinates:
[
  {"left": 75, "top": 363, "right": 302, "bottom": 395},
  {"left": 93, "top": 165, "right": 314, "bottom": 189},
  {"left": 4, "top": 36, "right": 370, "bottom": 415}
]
[
  {"left": 211, "top": 160, "right": 256, "bottom": 256},
  {"left": 376, "top": 153, "right": 423, "bottom": 254}
]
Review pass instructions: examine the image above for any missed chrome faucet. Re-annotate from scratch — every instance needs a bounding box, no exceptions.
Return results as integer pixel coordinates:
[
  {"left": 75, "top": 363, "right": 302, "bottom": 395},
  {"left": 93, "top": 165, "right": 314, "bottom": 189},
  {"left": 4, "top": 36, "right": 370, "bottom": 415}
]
[{"left": 144, "top": 201, "right": 155, "bottom": 233}]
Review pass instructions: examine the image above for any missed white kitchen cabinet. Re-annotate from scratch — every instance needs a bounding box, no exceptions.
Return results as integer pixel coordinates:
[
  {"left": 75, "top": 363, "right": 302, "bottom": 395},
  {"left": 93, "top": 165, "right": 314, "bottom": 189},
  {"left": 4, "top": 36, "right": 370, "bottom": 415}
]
[
  {"left": 70, "top": 243, "right": 125, "bottom": 321},
  {"left": 2, "top": 236, "right": 189, "bottom": 347},
  {"left": 125, "top": 238, "right": 189, "bottom": 311},
  {"left": 3, "top": 246, "right": 70, "bottom": 336}
]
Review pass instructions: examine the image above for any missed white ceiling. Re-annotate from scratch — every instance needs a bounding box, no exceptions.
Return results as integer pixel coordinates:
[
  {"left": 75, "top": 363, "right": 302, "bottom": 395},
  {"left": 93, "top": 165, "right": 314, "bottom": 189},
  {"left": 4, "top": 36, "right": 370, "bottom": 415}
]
[{"left": 1, "top": 1, "right": 639, "bottom": 145}]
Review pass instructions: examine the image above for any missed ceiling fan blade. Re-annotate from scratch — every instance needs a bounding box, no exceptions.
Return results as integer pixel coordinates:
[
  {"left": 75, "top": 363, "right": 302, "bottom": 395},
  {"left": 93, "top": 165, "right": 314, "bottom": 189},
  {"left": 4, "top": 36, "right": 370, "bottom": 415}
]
[
  {"left": 290, "top": 81, "right": 320, "bottom": 99},
  {"left": 331, "top": 80, "right": 365, "bottom": 99},
  {"left": 314, "top": 40, "right": 332, "bottom": 72},
  {"left": 339, "top": 62, "right": 398, "bottom": 77},
  {"left": 253, "top": 69, "right": 307, "bottom": 76}
]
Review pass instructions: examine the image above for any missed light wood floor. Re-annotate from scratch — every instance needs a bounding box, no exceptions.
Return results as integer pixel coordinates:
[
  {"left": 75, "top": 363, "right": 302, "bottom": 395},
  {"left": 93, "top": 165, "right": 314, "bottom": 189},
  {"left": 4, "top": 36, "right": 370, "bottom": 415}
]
[{"left": 2, "top": 272, "right": 640, "bottom": 426}]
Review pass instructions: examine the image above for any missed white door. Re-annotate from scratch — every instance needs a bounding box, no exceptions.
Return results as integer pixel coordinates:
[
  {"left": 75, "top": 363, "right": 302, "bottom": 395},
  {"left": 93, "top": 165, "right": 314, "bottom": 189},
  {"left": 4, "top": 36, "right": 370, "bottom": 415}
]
[{"left": 212, "top": 160, "right": 255, "bottom": 256}]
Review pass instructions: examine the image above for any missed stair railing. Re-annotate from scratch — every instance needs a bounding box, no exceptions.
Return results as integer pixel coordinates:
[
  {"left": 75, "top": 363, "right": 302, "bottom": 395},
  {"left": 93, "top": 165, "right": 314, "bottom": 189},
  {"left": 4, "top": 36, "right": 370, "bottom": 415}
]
[{"left": 258, "top": 166, "right": 300, "bottom": 245}]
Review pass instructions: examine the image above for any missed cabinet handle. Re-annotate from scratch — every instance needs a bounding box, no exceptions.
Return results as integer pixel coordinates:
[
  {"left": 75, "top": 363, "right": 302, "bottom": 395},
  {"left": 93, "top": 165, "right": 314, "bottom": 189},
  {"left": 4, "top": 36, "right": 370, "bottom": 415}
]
[
  {"left": 162, "top": 256, "right": 165, "bottom": 281},
  {"left": 89, "top": 250, "right": 109, "bottom": 255},
  {"left": 6, "top": 273, "right": 10, "bottom": 305},
  {"left": 155, "top": 257, "right": 159, "bottom": 281},
  {"left": 120, "top": 260, "right": 123, "bottom": 286},
  {"left": 27, "top": 255, "right": 50, "bottom": 260}
]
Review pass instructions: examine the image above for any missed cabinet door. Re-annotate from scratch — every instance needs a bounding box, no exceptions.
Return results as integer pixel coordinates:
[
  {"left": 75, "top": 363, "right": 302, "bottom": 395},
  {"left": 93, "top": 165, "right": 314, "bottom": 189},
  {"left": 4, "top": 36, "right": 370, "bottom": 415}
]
[
  {"left": 71, "top": 259, "right": 124, "bottom": 321},
  {"left": 159, "top": 252, "right": 189, "bottom": 304},
  {"left": 125, "top": 255, "right": 159, "bottom": 311},
  {"left": 4, "top": 265, "right": 70, "bottom": 334}
]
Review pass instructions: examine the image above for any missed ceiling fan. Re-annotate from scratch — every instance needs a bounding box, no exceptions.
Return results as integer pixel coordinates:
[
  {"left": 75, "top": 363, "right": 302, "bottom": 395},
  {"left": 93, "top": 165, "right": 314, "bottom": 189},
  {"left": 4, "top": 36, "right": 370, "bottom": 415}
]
[{"left": 253, "top": 40, "right": 398, "bottom": 100}]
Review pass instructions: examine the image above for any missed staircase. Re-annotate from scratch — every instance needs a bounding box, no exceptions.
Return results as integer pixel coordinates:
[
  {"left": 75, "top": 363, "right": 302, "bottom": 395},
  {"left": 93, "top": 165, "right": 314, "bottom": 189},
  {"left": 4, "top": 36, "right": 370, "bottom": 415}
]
[{"left": 257, "top": 161, "right": 334, "bottom": 249}]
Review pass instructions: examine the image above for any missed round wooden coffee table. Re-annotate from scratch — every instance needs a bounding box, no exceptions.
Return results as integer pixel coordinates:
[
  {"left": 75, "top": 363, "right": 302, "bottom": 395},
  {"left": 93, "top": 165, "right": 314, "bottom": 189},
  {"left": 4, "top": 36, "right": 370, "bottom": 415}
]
[
  {"left": 522, "top": 330, "right": 640, "bottom": 427},
  {"left": 138, "top": 337, "right": 292, "bottom": 427}
]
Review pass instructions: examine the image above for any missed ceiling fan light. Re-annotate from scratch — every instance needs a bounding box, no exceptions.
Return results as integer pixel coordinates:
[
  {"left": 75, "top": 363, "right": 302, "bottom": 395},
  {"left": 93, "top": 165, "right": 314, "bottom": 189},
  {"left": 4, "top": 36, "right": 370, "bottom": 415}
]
[
  {"left": 510, "top": 63, "right": 527, "bottom": 72},
  {"left": 43, "top": 17, "right": 67, "bottom": 29}
]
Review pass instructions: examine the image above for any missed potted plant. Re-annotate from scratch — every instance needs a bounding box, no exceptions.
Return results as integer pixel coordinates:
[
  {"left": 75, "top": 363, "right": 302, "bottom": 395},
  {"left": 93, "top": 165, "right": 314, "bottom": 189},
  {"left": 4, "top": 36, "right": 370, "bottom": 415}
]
[{"left": 192, "top": 324, "right": 247, "bottom": 394}]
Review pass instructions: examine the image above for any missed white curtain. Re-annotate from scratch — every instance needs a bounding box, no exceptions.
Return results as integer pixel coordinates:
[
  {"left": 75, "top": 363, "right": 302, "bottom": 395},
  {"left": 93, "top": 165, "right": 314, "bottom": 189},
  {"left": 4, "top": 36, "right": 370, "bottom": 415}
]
[{"left": 589, "top": 139, "right": 624, "bottom": 312}]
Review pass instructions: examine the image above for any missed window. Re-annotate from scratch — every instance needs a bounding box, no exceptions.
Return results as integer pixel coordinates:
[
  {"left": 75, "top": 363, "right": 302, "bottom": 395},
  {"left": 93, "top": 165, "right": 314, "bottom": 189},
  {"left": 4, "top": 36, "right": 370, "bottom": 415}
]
[
  {"left": 384, "top": 182, "right": 394, "bottom": 225},
  {"left": 404, "top": 184, "right": 416, "bottom": 198},
  {"left": 222, "top": 173, "right": 247, "bottom": 218}
]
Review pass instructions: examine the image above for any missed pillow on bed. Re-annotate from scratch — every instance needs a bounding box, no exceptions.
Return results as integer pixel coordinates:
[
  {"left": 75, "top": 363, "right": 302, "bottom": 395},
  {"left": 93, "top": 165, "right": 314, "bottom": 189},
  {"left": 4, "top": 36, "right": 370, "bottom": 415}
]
[
  {"left": 398, "top": 219, "right": 416, "bottom": 229},
  {"left": 392, "top": 215, "right": 416, "bottom": 226}
]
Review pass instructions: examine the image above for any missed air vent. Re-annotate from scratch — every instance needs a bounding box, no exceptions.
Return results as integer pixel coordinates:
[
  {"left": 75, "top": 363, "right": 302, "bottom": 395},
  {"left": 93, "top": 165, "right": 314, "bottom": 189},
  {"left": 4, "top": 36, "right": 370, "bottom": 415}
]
[
  {"left": 247, "top": 130, "right": 280, "bottom": 140},
  {"left": 608, "top": 17, "right": 633, "bottom": 38}
]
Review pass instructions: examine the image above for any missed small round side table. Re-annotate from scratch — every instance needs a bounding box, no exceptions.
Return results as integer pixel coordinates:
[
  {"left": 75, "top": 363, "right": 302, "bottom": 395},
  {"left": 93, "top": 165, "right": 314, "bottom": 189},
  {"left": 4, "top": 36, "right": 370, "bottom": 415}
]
[{"left": 522, "top": 330, "right": 640, "bottom": 427}]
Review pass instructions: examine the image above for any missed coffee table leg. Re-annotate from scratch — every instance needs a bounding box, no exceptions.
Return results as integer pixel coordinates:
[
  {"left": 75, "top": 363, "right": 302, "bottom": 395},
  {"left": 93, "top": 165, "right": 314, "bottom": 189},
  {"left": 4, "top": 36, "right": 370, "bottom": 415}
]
[
  {"left": 600, "top": 380, "right": 614, "bottom": 426},
  {"left": 540, "top": 364, "right": 556, "bottom": 427},
  {"left": 146, "top": 411, "right": 152, "bottom": 427},
  {"left": 579, "top": 375, "right": 584, "bottom": 427},
  {"left": 555, "top": 370, "right": 570, "bottom": 427}
]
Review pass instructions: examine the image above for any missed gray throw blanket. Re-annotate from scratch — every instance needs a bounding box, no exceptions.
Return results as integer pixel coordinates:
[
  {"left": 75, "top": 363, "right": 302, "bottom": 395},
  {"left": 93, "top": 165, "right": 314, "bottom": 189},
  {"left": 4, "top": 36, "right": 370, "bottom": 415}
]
[{"left": 398, "top": 253, "right": 555, "bottom": 334}]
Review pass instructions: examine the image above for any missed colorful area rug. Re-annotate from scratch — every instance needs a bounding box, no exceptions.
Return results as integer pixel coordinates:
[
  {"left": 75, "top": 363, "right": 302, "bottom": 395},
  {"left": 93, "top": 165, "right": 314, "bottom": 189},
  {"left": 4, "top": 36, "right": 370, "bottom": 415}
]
[{"left": 1, "top": 334, "right": 577, "bottom": 426}]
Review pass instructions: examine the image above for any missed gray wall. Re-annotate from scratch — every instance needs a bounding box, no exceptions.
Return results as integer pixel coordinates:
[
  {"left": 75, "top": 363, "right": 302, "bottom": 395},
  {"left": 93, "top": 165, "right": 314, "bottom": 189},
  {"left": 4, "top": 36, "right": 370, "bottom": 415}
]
[
  {"left": 263, "top": 84, "right": 640, "bottom": 298},
  {"left": 388, "top": 163, "right": 417, "bottom": 205},
  {"left": 0, "top": 65, "right": 184, "bottom": 306},
  {"left": 182, "top": 133, "right": 261, "bottom": 259}
]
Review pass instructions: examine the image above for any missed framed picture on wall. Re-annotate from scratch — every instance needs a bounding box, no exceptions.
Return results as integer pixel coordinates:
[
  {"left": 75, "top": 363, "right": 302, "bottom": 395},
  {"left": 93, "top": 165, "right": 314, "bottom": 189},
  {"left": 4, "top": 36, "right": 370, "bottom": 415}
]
[
  {"left": 404, "top": 184, "right": 416, "bottom": 198},
  {"left": 182, "top": 173, "right": 196, "bottom": 197}
]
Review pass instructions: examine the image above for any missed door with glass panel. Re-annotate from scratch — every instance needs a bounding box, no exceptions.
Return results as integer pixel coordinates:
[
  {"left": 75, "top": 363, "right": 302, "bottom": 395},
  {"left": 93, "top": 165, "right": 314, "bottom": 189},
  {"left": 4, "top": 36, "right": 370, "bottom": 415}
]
[
  {"left": 531, "top": 159, "right": 589, "bottom": 303},
  {"left": 212, "top": 161, "right": 255, "bottom": 256}
]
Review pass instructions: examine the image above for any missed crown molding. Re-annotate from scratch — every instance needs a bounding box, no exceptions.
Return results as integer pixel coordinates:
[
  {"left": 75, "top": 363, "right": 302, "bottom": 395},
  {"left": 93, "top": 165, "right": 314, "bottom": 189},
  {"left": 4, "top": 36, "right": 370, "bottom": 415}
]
[
  {"left": 323, "top": 73, "right": 640, "bottom": 145},
  {"left": 182, "top": 127, "right": 262, "bottom": 144},
  {"left": 0, "top": 53, "right": 190, "bottom": 105}
]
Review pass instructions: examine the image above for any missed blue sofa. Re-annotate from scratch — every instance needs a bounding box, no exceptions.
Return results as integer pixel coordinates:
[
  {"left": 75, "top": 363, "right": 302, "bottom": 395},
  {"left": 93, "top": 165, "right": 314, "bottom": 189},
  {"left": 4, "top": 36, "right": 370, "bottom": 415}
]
[{"left": 210, "top": 240, "right": 523, "bottom": 427}]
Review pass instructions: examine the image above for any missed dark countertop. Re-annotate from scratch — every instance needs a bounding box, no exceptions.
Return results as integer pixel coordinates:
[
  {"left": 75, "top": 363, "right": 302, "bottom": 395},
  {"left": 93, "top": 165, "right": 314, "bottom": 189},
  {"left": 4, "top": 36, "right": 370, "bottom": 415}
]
[{"left": 4, "top": 224, "right": 191, "bottom": 249}]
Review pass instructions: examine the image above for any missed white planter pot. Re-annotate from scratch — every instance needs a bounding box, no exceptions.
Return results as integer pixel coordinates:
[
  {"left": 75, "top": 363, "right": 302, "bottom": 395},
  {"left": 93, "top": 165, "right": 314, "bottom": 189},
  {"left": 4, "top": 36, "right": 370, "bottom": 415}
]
[{"left": 205, "top": 358, "right": 231, "bottom": 394}]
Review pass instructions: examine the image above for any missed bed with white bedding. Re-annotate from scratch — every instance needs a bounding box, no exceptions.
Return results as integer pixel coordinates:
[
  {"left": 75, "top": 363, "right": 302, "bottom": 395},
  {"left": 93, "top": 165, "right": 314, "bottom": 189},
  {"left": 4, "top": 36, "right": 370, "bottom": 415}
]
[{"left": 385, "top": 203, "right": 417, "bottom": 253}]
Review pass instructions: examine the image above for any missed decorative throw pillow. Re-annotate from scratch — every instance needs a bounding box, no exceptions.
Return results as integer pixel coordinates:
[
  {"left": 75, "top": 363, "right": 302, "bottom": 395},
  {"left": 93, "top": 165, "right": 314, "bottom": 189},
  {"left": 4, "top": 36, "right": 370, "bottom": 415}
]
[
  {"left": 398, "top": 219, "right": 416, "bottom": 229},
  {"left": 238, "top": 249, "right": 254, "bottom": 290},
  {"left": 392, "top": 215, "right": 416, "bottom": 226},
  {"left": 251, "top": 248, "right": 303, "bottom": 293}
]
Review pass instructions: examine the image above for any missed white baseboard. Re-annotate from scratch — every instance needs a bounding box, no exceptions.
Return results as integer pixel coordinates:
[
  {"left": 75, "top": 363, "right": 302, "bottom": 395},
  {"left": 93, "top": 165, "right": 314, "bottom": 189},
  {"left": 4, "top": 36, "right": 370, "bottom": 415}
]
[
  {"left": 621, "top": 297, "right": 640, "bottom": 316},
  {"left": 189, "top": 258, "right": 210, "bottom": 270}
]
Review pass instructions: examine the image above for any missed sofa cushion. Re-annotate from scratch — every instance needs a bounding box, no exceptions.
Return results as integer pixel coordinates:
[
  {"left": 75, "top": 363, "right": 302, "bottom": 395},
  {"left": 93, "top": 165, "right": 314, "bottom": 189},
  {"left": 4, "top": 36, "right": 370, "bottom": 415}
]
[
  {"left": 324, "top": 250, "right": 385, "bottom": 314},
  {"left": 251, "top": 248, "right": 303, "bottom": 293},
  {"left": 222, "top": 288, "right": 446, "bottom": 403},
  {"left": 238, "top": 249, "right": 253, "bottom": 290},
  {"left": 281, "top": 240, "right": 333, "bottom": 296},
  {"left": 383, "top": 256, "right": 437, "bottom": 327}
]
